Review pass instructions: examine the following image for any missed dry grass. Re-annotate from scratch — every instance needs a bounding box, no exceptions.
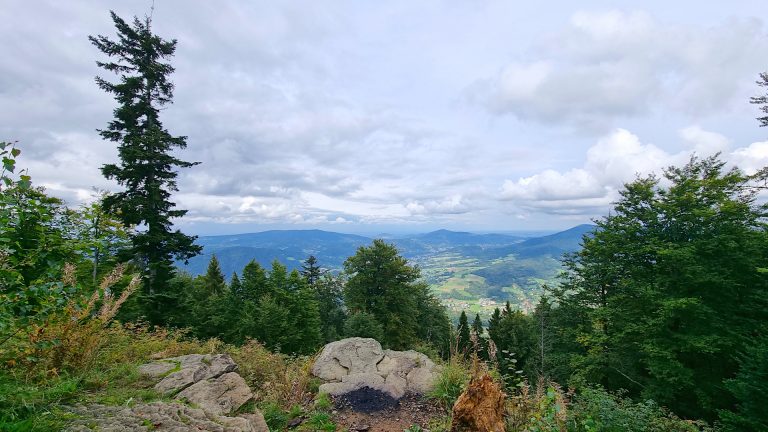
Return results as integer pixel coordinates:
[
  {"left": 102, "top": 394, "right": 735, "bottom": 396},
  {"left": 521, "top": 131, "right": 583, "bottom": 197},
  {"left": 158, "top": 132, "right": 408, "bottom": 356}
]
[{"left": 230, "top": 339, "right": 317, "bottom": 408}]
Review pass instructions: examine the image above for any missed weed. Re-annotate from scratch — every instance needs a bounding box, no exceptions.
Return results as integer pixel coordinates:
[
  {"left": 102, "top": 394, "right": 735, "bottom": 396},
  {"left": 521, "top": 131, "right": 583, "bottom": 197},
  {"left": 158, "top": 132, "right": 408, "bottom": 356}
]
[
  {"left": 304, "top": 412, "right": 336, "bottom": 431},
  {"left": 313, "top": 392, "right": 332, "bottom": 412}
]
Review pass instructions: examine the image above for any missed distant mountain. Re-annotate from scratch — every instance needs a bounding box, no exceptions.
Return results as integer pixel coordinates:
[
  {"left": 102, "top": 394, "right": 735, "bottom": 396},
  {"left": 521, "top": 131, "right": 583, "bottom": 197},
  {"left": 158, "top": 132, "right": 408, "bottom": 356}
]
[
  {"left": 178, "top": 225, "right": 595, "bottom": 313},
  {"left": 470, "top": 224, "right": 595, "bottom": 260},
  {"left": 506, "top": 224, "right": 595, "bottom": 258},
  {"left": 180, "top": 229, "right": 372, "bottom": 276}
]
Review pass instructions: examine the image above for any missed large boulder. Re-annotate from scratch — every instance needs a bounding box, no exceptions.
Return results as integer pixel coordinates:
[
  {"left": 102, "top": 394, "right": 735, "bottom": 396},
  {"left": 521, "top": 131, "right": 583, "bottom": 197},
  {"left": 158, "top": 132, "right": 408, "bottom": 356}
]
[{"left": 312, "top": 338, "right": 440, "bottom": 400}]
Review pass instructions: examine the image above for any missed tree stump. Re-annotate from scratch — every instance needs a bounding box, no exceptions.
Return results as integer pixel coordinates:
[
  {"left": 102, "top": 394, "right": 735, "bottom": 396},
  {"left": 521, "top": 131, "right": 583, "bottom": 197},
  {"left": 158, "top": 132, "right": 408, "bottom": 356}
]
[{"left": 450, "top": 374, "right": 506, "bottom": 432}]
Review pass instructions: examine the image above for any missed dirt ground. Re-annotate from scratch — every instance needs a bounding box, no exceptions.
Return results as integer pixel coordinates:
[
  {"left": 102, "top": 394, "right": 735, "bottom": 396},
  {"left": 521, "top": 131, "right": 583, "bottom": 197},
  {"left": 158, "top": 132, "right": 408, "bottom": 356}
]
[{"left": 330, "top": 390, "right": 448, "bottom": 432}]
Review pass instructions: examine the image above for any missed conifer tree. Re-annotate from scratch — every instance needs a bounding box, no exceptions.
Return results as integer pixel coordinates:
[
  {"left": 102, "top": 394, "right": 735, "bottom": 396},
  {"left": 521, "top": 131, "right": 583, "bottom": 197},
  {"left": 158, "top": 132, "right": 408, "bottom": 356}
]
[
  {"left": 240, "top": 260, "right": 268, "bottom": 301},
  {"left": 458, "top": 311, "right": 471, "bottom": 355},
  {"left": 90, "top": 12, "right": 201, "bottom": 323},
  {"left": 203, "top": 255, "right": 226, "bottom": 296},
  {"left": 752, "top": 71, "right": 768, "bottom": 127},
  {"left": 471, "top": 313, "right": 487, "bottom": 359},
  {"left": 301, "top": 255, "right": 325, "bottom": 285},
  {"left": 229, "top": 272, "right": 241, "bottom": 295}
]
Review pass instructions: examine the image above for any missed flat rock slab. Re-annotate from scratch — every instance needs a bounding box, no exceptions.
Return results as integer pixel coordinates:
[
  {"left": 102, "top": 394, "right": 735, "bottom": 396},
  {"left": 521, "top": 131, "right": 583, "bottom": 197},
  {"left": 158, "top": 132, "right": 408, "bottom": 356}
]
[
  {"left": 140, "top": 354, "right": 238, "bottom": 395},
  {"left": 312, "top": 338, "right": 439, "bottom": 400},
  {"left": 177, "top": 372, "right": 253, "bottom": 415},
  {"left": 65, "top": 401, "right": 268, "bottom": 432}
]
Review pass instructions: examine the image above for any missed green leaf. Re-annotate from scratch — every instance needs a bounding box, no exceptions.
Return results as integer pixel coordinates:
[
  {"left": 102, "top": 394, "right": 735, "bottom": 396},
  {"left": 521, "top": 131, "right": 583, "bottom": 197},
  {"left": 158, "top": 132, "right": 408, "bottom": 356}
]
[{"left": 11, "top": 148, "right": 20, "bottom": 157}]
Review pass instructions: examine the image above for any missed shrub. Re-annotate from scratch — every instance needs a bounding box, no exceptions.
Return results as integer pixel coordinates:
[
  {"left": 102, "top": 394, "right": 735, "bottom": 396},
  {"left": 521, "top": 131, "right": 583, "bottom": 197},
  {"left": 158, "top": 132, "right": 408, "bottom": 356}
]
[{"left": 568, "top": 387, "right": 714, "bottom": 432}]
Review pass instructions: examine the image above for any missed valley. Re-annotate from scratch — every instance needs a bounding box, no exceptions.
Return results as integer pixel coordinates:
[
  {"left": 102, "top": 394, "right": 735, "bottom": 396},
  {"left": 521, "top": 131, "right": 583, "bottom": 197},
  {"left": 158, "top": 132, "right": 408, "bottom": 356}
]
[{"left": 179, "top": 224, "right": 594, "bottom": 318}]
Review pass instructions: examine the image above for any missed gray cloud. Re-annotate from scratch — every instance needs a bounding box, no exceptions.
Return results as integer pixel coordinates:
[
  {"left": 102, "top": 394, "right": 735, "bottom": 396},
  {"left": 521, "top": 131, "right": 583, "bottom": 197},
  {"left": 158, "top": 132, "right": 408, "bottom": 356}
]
[
  {"left": 3, "top": 1, "right": 767, "bottom": 232},
  {"left": 474, "top": 11, "right": 768, "bottom": 128}
]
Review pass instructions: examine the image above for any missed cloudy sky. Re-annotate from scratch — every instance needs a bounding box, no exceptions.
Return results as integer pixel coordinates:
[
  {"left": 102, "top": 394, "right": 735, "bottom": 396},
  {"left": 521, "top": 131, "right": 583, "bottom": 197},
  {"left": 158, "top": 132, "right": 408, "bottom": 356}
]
[{"left": 3, "top": 1, "right": 768, "bottom": 235}]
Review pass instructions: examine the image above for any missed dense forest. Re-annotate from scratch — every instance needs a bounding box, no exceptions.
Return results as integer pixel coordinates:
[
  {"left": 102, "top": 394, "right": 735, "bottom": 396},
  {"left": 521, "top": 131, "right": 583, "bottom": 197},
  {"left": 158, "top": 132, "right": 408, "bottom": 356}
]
[{"left": 1, "top": 9, "right": 767, "bottom": 432}]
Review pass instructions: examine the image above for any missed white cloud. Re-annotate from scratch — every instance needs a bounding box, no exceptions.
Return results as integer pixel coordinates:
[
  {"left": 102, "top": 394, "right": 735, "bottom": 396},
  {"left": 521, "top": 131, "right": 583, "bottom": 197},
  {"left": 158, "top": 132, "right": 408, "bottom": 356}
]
[
  {"left": 679, "top": 126, "right": 731, "bottom": 156},
  {"left": 500, "top": 126, "right": 768, "bottom": 215},
  {"left": 730, "top": 141, "right": 768, "bottom": 175},
  {"left": 406, "top": 195, "right": 473, "bottom": 216}
]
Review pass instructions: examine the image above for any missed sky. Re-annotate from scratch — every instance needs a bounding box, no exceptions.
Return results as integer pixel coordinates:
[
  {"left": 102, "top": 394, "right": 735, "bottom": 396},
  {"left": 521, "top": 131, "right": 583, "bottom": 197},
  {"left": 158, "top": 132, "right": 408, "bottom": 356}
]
[{"left": 2, "top": 0, "right": 768, "bottom": 235}]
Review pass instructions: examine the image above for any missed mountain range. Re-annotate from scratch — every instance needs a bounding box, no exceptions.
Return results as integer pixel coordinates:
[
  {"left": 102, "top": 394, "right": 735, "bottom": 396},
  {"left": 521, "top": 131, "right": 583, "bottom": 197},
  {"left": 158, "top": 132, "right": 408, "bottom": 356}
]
[{"left": 179, "top": 224, "right": 595, "bottom": 315}]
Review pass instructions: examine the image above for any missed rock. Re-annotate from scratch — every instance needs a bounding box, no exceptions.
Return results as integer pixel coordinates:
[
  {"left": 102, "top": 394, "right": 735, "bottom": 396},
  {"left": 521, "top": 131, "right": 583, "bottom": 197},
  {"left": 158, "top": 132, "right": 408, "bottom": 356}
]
[
  {"left": 312, "top": 338, "right": 384, "bottom": 381},
  {"left": 450, "top": 374, "right": 506, "bottom": 432},
  {"left": 311, "top": 338, "right": 440, "bottom": 400},
  {"left": 406, "top": 366, "right": 436, "bottom": 394},
  {"left": 384, "top": 373, "right": 408, "bottom": 399},
  {"left": 137, "top": 360, "right": 177, "bottom": 379},
  {"left": 240, "top": 412, "right": 269, "bottom": 431},
  {"left": 66, "top": 401, "right": 269, "bottom": 432},
  {"left": 177, "top": 372, "right": 253, "bottom": 415},
  {"left": 152, "top": 353, "right": 238, "bottom": 395}
]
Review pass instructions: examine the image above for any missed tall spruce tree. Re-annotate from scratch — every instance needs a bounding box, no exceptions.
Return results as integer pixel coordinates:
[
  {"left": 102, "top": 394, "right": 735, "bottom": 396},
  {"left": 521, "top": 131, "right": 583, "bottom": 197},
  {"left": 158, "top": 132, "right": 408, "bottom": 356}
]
[
  {"left": 752, "top": 71, "right": 768, "bottom": 127},
  {"left": 90, "top": 11, "right": 201, "bottom": 324},
  {"left": 457, "top": 311, "right": 471, "bottom": 355},
  {"left": 300, "top": 255, "right": 325, "bottom": 285}
]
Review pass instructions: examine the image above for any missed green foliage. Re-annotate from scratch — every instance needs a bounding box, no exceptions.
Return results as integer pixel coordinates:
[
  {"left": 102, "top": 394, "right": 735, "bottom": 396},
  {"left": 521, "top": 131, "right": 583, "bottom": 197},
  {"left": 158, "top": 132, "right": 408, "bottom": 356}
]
[
  {"left": 90, "top": 11, "right": 201, "bottom": 324},
  {"left": 568, "top": 387, "right": 714, "bottom": 432},
  {"left": 550, "top": 155, "right": 768, "bottom": 420},
  {"left": 343, "top": 311, "right": 385, "bottom": 341},
  {"left": 428, "top": 358, "right": 470, "bottom": 411},
  {"left": 344, "top": 239, "right": 451, "bottom": 351},
  {"left": 303, "top": 412, "right": 336, "bottom": 431},
  {"left": 312, "top": 273, "right": 347, "bottom": 343},
  {"left": 487, "top": 302, "right": 536, "bottom": 389},
  {"left": 313, "top": 392, "right": 332, "bottom": 412},
  {"left": 719, "top": 335, "right": 768, "bottom": 431}
]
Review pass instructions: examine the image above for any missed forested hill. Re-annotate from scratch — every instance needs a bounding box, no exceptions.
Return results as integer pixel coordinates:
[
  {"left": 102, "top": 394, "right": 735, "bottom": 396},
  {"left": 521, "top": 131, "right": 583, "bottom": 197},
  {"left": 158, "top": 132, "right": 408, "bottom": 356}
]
[{"left": 178, "top": 225, "right": 593, "bottom": 277}]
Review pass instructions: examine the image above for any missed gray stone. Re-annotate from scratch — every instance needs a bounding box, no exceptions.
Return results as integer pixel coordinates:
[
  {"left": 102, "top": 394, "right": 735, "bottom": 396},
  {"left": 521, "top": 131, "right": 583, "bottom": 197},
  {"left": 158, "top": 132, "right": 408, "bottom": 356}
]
[
  {"left": 311, "top": 337, "right": 384, "bottom": 381},
  {"left": 406, "top": 366, "right": 436, "bottom": 394},
  {"left": 312, "top": 338, "right": 440, "bottom": 399},
  {"left": 138, "top": 360, "right": 178, "bottom": 379},
  {"left": 152, "top": 354, "right": 238, "bottom": 395},
  {"left": 384, "top": 373, "right": 408, "bottom": 399},
  {"left": 176, "top": 372, "right": 253, "bottom": 416},
  {"left": 65, "top": 402, "right": 268, "bottom": 432}
]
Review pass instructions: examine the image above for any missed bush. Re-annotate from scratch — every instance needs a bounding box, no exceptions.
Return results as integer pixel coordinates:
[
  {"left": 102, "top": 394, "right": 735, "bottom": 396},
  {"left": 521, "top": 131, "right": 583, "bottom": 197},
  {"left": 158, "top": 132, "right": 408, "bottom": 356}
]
[{"left": 568, "top": 387, "right": 714, "bottom": 432}]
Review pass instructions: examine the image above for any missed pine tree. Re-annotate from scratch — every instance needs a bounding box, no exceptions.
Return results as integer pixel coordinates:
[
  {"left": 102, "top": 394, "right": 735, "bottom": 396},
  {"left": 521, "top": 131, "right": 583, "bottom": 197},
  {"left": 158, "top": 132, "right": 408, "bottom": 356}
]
[
  {"left": 301, "top": 255, "right": 325, "bottom": 285},
  {"left": 752, "top": 71, "right": 768, "bottom": 127},
  {"left": 552, "top": 156, "right": 768, "bottom": 420},
  {"left": 471, "top": 313, "right": 487, "bottom": 359},
  {"left": 240, "top": 260, "right": 268, "bottom": 301},
  {"left": 90, "top": 11, "right": 201, "bottom": 323},
  {"left": 458, "top": 311, "right": 471, "bottom": 355},
  {"left": 203, "top": 255, "right": 226, "bottom": 296},
  {"left": 229, "top": 272, "right": 241, "bottom": 296},
  {"left": 314, "top": 274, "right": 347, "bottom": 343}
]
